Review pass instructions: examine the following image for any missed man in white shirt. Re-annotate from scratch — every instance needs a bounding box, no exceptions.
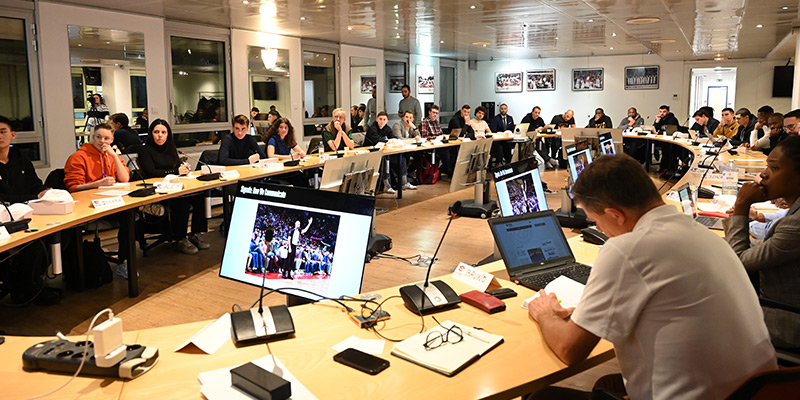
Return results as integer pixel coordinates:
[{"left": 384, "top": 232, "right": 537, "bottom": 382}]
[
  {"left": 468, "top": 106, "right": 491, "bottom": 138},
  {"left": 527, "top": 154, "right": 776, "bottom": 400}
]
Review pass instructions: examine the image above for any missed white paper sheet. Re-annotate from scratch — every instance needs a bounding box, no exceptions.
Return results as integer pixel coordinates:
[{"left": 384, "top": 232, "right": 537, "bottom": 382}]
[
  {"left": 175, "top": 314, "right": 231, "bottom": 354},
  {"left": 522, "top": 275, "right": 585, "bottom": 310}
]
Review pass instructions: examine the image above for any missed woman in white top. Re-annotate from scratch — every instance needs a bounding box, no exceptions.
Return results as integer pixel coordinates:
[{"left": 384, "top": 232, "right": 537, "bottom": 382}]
[{"left": 468, "top": 106, "right": 491, "bottom": 138}]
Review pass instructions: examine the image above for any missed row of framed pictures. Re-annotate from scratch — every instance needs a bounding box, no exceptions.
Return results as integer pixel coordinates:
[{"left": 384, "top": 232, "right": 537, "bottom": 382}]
[{"left": 495, "top": 66, "right": 660, "bottom": 92}]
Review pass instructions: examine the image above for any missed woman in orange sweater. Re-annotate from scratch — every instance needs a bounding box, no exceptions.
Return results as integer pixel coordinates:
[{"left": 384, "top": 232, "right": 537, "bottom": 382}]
[{"left": 64, "top": 123, "right": 130, "bottom": 192}]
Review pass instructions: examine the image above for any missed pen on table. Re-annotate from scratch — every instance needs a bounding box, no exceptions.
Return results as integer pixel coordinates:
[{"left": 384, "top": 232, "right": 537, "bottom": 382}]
[{"left": 461, "top": 327, "right": 490, "bottom": 343}]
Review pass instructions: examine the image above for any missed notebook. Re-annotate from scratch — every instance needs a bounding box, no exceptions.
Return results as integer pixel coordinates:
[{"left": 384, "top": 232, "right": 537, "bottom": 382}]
[
  {"left": 391, "top": 320, "right": 503, "bottom": 377},
  {"left": 675, "top": 183, "right": 725, "bottom": 229},
  {"left": 488, "top": 210, "right": 592, "bottom": 290}
]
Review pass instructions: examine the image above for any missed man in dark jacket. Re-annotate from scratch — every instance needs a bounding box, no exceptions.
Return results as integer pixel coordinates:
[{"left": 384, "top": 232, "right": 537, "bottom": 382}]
[
  {"left": 586, "top": 108, "right": 612, "bottom": 129},
  {"left": 653, "top": 105, "right": 680, "bottom": 132},
  {"left": 366, "top": 112, "right": 414, "bottom": 192},
  {"left": 110, "top": 113, "right": 143, "bottom": 152}
]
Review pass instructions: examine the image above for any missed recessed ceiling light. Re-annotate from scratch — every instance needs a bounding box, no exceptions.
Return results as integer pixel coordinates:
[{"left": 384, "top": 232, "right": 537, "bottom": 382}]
[
  {"left": 187, "top": 49, "right": 192, "bottom": 54},
  {"left": 587, "top": 19, "right": 594, "bottom": 22},
  {"left": 472, "top": 41, "right": 491, "bottom": 46},
  {"left": 612, "top": 32, "right": 616, "bottom": 37},
  {"left": 470, "top": 5, "right": 476, "bottom": 9},
  {"left": 242, "top": 0, "right": 248, "bottom": 3},
  {"left": 300, "top": 16, "right": 306, "bottom": 20},
  {"left": 781, "top": 6, "right": 788, "bottom": 10},
  {"left": 347, "top": 24, "right": 371, "bottom": 30},
  {"left": 77, "top": 43, "right": 82, "bottom": 47},
  {"left": 650, "top": 39, "right": 676, "bottom": 44},
  {"left": 394, "top": 4, "right": 398, "bottom": 9},
  {"left": 544, "top": 49, "right": 558, "bottom": 53},
  {"left": 555, "top": 36, "right": 559, "bottom": 40},
  {"left": 105, "top": 41, "right": 111, "bottom": 44},
  {"left": 610, "top": 47, "right": 614, "bottom": 50},
  {"left": 626, "top": 16, "right": 660, "bottom": 25},
  {"left": 440, "top": 40, "right": 444, "bottom": 43},
  {"left": 756, "top": 24, "right": 763, "bottom": 28},
  {"left": 319, "top": 5, "right": 325, "bottom": 8},
  {"left": 396, "top": 34, "right": 400, "bottom": 38}
]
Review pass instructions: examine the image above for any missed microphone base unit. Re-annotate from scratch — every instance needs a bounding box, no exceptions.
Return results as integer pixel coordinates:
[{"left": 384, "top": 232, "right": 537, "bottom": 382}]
[
  {"left": 197, "top": 172, "right": 221, "bottom": 182},
  {"left": 2, "top": 218, "right": 30, "bottom": 234},
  {"left": 449, "top": 199, "right": 497, "bottom": 219},
  {"left": 128, "top": 187, "right": 157, "bottom": 198},
  {"left": 399, "top": 281, "right": 461, "bottom": 314},
  {"left": 555, "top": 207, "right": 589, "bottom": 229},
  {"left": 230, "top": 305, "right": 295, "bottom": 347}
]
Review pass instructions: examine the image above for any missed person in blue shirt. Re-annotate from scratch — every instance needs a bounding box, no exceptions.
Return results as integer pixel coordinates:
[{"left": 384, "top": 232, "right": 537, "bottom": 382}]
[{"left": 264, "top": 118, "right": 306, "bottom": 160}]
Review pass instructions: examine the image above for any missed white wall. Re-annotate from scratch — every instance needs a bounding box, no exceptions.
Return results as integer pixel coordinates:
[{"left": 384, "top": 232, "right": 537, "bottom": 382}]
[
  {"left": 684, "top": 60, "right": 792, "bottom": 114},
  {"left": 37, "top": 2, "right": 168, "bottom": 173},
  {"left": 101, "top": 65, "right": 133, "bottom": 119},
  {"left": 349, "top": 65, "right": 377, "bottom": 107}
]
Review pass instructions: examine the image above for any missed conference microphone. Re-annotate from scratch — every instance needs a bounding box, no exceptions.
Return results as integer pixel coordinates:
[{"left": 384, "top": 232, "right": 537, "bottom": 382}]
[
  {"left": 399, "top": 201, "right": 462, "bottom": 314},
  {"left": 0, "top": 192, "right": 30, "bottom": 234},
  {"left": 180, "top": 151, "right": 221, "bottom": 181},
  {"left": 118, "top": 146, "right": 156, "bottom": 198},
  {"left": 230, "top": 228, "right": 296, "bottom": 347}
]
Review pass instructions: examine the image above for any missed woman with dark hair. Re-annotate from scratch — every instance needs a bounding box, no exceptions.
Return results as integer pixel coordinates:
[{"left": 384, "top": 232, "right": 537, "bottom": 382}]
[
  {"left": 137, "top": 119, "right": 210, "bottom": 255},
  {"left": 264, "top": 118, "right": 305, "bottom": 160}
]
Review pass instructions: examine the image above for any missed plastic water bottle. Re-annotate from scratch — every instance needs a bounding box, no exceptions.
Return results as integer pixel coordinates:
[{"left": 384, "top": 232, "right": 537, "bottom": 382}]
[
  {"left": 318, "top": 141, "right": 325, "bottom": 157},
  {"left": 722, "top": 160, "right": 738, "bottom": 196}
]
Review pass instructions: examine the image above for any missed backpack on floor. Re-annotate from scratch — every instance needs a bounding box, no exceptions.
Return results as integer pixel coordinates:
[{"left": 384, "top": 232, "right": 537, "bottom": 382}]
[{"left": 417, "top": 158, "right": 440, "bottom": 184}]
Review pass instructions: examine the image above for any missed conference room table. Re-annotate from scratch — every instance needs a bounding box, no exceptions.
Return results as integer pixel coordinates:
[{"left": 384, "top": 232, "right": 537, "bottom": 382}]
[{"left": 1, "top": 236, "right": 614, "bottom": 400}]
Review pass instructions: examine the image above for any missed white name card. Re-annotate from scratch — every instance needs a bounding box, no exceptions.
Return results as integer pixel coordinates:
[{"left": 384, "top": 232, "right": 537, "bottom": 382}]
[
  {"left": 451, "top": 262, "right": 501, "bottom": 292},
  {"left": 91, "top": 196, "right": 125, "bottom": 209},
  {"left": 219, "top": 170, "right": 240, "bottom": 180},
  {"left": 155, "top": 182, "right": 184, "bottom": 193}
]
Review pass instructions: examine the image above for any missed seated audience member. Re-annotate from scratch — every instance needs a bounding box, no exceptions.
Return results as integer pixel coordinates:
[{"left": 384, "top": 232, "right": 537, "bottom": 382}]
[
  {"left": 109, "top": 113, "right": 142, "bottom": 151},
  {"left": 322, "top": 108, "right": 355, "bottom": 152},
  {"left": 548, "top": 109, "right": 576, "bottom": 166},
  {"left": 586, "top": 108, "right": 612, "bottom": 129},
  {"left": 653, "top": 104, "right": 680, "bottom": 132},
  {"left": 713, "top": 107, "right": 739, "bottom": 140},
  {"left": 757, "top": 113, "right": 787, "bottom": 155},
  {"left": 468, "top": 106, "right": 491, "bottom": 138},
  {"left": 392, "top": 110, "right": 420, "bottom": 139},
  {"left": 264, "top": 110, "right": 280, "bottom": 131},
  {"left": 521, "top": 106, "right": 555, "bottom": 169},
  {"left": 528, "top": 153, "right": 776, "bottom": 400},
  {"left": 264, "top": 118, "right": 306, "bottom": 160},
  {"left": 420, "top": 105, "right": 454, "bottom": 176},
  {"left": 749, "top": 198, "right": 790, "bottom": 240},
  {"left": 218, "top": 114, "right": 265, "bottom": 165},
  {"left": 521, "top": 106, "right": 546, "bottom": 132},
  {"left": 65, "top": 123, "right": 130, "bottom": 192},
  {"left": 691, "top": 106, "right": 720, "bottom": 137},
  {"left": 448, "top": 104, "right": 476, "bottom": 139},
  {"left": 751, "top": 106, "right": 775, "bottom": 149},
  {"left": 733, "top": 108, "right": 756, "bottom": 146},
  {"left": 250, "top": 107, "right": 261, "bottom": 121},
  {"left": 350, "top": 105, "right": 359, "bottom": 127},
  {"left": 366, "top": 112, "right": 415, "bottom": 192},
  {"left": 489, "top": 103, "right": 515, "bottom": 164},
  {"left": 725, "top": 136, "right": 800, "bottom": 349},
  {"left": 783, "top": 109, "right": 800, "bottom": 136},
  {"left": 616, "top": 107, "right": 644, "bottom": 129},
  {"left": 353, "top": 104, "right": 367, "bottom": 133},
  {"left": 137, "top": 119, "right": 209, "bottom": 255},
  {"left": 135, "top": 108, "right": 149, "bottom": 134},
  {"left": 0, "top": 115, "right": 47, "bottom": 202},
  {"left": 269, "top": 105, "right": 281, "bottom": 118}
]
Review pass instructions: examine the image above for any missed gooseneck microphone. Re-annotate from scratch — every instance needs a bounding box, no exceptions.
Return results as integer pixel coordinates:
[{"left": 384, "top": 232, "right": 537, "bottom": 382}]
[
  {"left": 180, "top": 151, "right": 221, "bottom": 181},
  {"left": 399, "top": 201, "right": 463, "bottom": 314},
  {"left": 118, "top": 146, "right": 156, "bottom": 197}
]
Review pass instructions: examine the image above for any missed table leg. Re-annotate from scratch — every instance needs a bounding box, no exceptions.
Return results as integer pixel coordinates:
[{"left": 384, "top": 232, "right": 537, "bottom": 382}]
[
  {"left": 74, "top": 227, "right": 85, "bottom": 292},
  {"left": 123, "top": 209, "right": 138, "bottom": 297}
]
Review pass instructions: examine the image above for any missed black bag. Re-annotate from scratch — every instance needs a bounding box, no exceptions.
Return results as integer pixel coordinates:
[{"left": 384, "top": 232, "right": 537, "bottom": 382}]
[
  {"left": 63, "top": 236, "right": 113, "bottom": 290},
  {"left": 0, "top": 239, "right": 49, "bottom": 304}
]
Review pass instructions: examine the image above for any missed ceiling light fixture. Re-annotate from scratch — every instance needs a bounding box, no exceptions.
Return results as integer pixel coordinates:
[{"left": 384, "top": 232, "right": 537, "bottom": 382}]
[
  {"left": 347, "top": 24, "right": 371, "bottom": 30},
  {"left": 300, "top": 16, "right": 306, "bottom": 20},
  {"left": 472, "top": 41, "right": 491, "bottom": 46},
  {"left": 612, "top": 32, "right": 616, "bottom": 37},
  {"left": 260, "top": 2, "right": 277, "bottom": 17},
  {"left": 470, "top": 5, "right": 476, "bottom": 9},
  {"left": 650, "top": 39, "right": 676, "bottom": 44},
  {"left": 261, "top": 48, "right": 278, "bottom": 69},
  {"left": 187, "top": 49, "right": 192, "bottom": 54},
  {"left": 319, "top": 5, "right": 325, "bottom": 8},
  {"left": 242, "top": 0, "right": 249, "bottom": 3},
  {"left": 781, "top": 6, "right": 788, "bottom": 10},
  {"left": 77, "top": 43, "right": 82, "bottom": 47},
  {"left": 105, "top": 41, "right": 111, "bottom": 44},
  {"left": 756, "top": 24, "right": 763, "bottom": 28},
  {"left": 588, "top": 19, "right": 594, "bottom": 22},
  {"left": 610, "top": 47, "right": 614, "bottom": 50},
  {"left": 440, "top": 40, "right": 444, "bottom": 43},
  {"left": 626, "top": 16, "right": 660, "bottom": 25}
]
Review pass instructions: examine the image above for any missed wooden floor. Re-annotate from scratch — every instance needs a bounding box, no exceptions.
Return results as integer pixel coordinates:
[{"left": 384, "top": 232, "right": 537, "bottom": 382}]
[{"left": 0, "top": 165, "right": 667, "bottom": 392}]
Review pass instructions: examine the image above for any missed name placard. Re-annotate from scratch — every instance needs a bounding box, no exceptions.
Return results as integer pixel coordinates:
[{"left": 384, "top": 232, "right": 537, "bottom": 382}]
[
  {"left": 219, "top": 170, "right": 241, "bottom": 180},
  {"left": 452, "top": 262, "right": 501, "bottom": 292},
  {"left": 155, "top": 182, "right": 184, "bottom": 193},
  {"left": 91, "top": 196, "right": 125, "bottom": 209}
]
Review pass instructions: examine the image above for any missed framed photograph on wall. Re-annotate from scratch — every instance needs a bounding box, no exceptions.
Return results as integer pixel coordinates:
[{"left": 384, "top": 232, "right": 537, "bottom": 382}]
[
  {"left": 495, "top": 72, "right": 523, "bottom": 93},
  {"left": 416, "top": 65, "right": 435, "bottom": 94},
  {"left": 572, "top": 68, "right": 604, "bottom": 91},
  {"left": 526, "top": 69, "right": 556, "bottom": 91},
  {"left": 624, "top": 66, "right": 659, "bottom": 90},
  {"left": 388, "top": 75, "right": 405, "bottom": 93},
  {"left": 360, "top": 76, "right": 376, "bottom": 94}
]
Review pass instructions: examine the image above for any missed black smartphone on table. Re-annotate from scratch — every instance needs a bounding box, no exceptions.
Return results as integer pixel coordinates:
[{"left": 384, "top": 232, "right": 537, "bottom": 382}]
[{"left": 333, "top": 348, "right": 390, "bottom": 375}]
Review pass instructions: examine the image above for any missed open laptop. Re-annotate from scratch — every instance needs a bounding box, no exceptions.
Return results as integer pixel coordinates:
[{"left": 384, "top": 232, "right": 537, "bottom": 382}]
[
  {"left": 514, "top": 123, "right": 530, "bottom": 135},
  {"left": 676, "top": 183, "right": 725, "bottom": 229},
  {"left": 449, "top": 128, "right": 462, "bottom": 140},
  {"left": 488, "top": 210, "right": 592, "bottom": 290}
]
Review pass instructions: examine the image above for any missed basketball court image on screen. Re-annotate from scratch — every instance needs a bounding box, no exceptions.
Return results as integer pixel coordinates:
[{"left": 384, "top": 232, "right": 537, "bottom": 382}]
[
  {"left": 568, "top": 149, "right": 592, "bottom": 182},
  {"left": 499, "top": 170, "right": 547, "bottom": 216},
  {"left": 246, "top": 203, "right": 340, "bottom": 281}
]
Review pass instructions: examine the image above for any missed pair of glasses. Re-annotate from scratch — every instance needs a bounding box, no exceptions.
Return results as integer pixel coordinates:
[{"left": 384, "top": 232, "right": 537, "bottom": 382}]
[
  {"left": 785, "top": 124, "right": 797, "bottom": 131},
  {"left": 424, "top": 325, "right": 463, "bottom": 350}
]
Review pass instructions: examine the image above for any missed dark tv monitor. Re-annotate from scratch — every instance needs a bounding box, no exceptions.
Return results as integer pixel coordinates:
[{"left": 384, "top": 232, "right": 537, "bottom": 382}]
[
  {"left": 773, "top": 66, "right": 794, "bottom": 98},
  {"left": 492, "top": 157, "right": 548, "bottom": 216},
  {"left": 599, "top": 132, "right": 616, "bottom": 155},
  {"left": 566, "top": 144, "right": 593, "bottom": 183},
  {"left": 253, "top": 81, "right": 278, "bottom": 100},
  {"left": 219, "top": 182, "right": 375, "bottom": 302}
]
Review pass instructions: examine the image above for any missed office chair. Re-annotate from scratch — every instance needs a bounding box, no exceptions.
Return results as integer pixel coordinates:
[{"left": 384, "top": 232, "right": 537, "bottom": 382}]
[
  {"left": 725, "top": 366, "right": 800, "bottom": 400},
  {"left": 760, "top": 297, "right": 800, "bottom": 367}
]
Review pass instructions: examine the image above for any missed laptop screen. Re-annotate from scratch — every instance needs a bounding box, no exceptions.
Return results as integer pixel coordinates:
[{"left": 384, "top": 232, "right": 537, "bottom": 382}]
[
  {"left": 566, "top": 146, "right": 593, "bottom": 182},
  {"left": 489, "top": 212, "right": 574, "bottom": 273}
]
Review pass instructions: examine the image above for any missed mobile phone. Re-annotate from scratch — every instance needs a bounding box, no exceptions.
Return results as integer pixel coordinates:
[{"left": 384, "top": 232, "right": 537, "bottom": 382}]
[
  {"left": 333, "top": 348, "right": 389, "bottom": 375},
  {"left": 485, "top": 288, "right": 517, "bottom": 299}
]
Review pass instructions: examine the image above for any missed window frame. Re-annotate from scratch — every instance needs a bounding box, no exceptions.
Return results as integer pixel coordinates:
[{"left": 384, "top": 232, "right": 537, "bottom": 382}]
[
  {"left": 301, "top": 40, "right": 340, "bottom": 131},
  {"left": 439, "top": 59, "right": 458, "bottom": 114}
]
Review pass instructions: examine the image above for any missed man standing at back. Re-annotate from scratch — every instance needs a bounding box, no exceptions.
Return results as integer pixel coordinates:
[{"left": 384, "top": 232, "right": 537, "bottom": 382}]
[
  {"left": 398, "top": 84, "right": 422, "bottom": 127},
  {"left": 528, "top": 154, "right": 776, "bottom": 400},
  {"left": 365, "top": 87, "right": 377, "bottom": 129}
]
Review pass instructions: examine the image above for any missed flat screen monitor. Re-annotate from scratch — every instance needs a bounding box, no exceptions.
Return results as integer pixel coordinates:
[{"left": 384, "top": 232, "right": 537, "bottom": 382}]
[
  {"left": 252, "top": 81, "right": 278, "bottom": 100},
  {"left": 219, "top": 182, "right": 375, "bottom": 302},
  {"left": 566, "top": 145, "right": 593, "bottom": 183},
  {"left": 492, "top": 157, "right": 548, "bottom": 216},
  {"left": 598, "top": 132, "right": 616, "bottom": 155}
]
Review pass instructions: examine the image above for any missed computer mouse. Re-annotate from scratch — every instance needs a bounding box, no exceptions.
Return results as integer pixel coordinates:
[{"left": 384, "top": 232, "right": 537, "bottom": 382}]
[
  {"left": 697, "top": 186, "right": 715, "bottom": 199},
  {"left": 581, "top": 227, "right": 608, "bottom": 245}
]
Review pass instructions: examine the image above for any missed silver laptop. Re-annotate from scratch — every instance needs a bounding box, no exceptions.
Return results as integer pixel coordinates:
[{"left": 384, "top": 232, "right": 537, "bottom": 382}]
[
  {"left": 448, "top": 128, "right": 462, "bottom": 139},
  {"left": 676, "top": 183, "right": 724, "bottom": 229},
  {"left": 488, "top": 211, "right": 592, "bottom": 290}
]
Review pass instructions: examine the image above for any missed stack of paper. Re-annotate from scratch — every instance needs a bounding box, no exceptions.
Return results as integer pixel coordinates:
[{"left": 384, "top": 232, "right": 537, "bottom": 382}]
[
  {"left": 522, "top": 275, "right": 585, "bottom": 310},
  {"left": 391, "top": 321, "right": 503, "bottom": 376}
]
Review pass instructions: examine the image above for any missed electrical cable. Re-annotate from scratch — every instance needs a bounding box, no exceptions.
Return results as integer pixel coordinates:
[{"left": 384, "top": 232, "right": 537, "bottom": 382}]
[{"left": 25, "top": 308, "right": 114, "bottom": 400}]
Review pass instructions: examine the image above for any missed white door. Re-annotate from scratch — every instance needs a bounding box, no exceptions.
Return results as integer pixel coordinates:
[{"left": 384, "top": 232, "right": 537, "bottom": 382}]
[{"left": 707, "top": 86, "right": 728, "bottom": 114}]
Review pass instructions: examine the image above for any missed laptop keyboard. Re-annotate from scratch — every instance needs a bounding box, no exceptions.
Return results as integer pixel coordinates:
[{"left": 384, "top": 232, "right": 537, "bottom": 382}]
[
  {"left": 518, "top": 263, "right": 592, "bottom": 290},
  {"left": 695, "top": 216, "right": 721, "bottom": 228}
]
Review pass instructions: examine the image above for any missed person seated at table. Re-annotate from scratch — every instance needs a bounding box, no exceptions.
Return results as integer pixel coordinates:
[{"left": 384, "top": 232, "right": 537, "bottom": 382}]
[
  {"left": 392, "top": 110, "right": 420, "bottom": 139},
  {"left": 366, "top": 112, "right": 415, "bottom": 192},
  {"left": 725, "top": 136, "right": 800, "bottom": 350},
  {"left": 712, "top": 107, "right": 739, "bottom": 141},
  {"left": 262, "top": 118, "right": 309, "bottom": 188},
  {"left": 753, "top": 113, "right": 787, "bottom": 155},
  {"left": 468, "top": 106, "right": 491, "bottom": 138},
  {"left": 653, "top": 104, "right": 680, "bottom": 132},
  {"left": 548, "top": 109, "right": 575, "bottom": 167},
  {"left": 322, "top": 108, "right": 355, "bottom": 152},
  {"left": 521, "top": 105, "right": 545, "bottom": 132},
  {"left": 0, "top": 115, "right": 48, "bottom": 202},
  {"left": 528, "top": 153, "right": 776, "bottom": 400},
  {"left": 616, "top": 107, "right": 644, "bottom": 130},
  {"left": 691, "top": 107, "right": 719, "bottom": 137},
  {"left": 218, "top": 114, "right": 265, "bottom": 165},
  {"left": 420, "top": 105, "right": 454, "bottom": 177},
  {"left": 488, "top": 103, "right": 515, "bottom": 165},
  {"left": 109, "top": 113, "right": 142, "bottom": 152},
  {"left": 783, "top": 109, "right": 800, "bottom": 136},
  {"left": 750, "top": 105, "right": 775, "bottom": 147},
  {"left": 586, "top": 108, "right": 612, "bottom": 129},
  {"left": 353, "top": 104, "right": 367, "bottom": 133},
  {"left": 137, "top": 119, "right": 209, "bottom": 255},
  {"left": 65, "top": 123, "right": 130, "bottom": 192},
  {"left": 733, "top": 108, "right": 756, "bottom": 146},
  {"left": 448, "top": 104, "right": 476, "bottom": 139}
]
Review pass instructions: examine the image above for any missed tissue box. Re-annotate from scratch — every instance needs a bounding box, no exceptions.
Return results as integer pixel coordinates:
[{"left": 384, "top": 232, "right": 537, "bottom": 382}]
[{"left": 28, "top": 200, "right": 73, "bottom": 215}]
